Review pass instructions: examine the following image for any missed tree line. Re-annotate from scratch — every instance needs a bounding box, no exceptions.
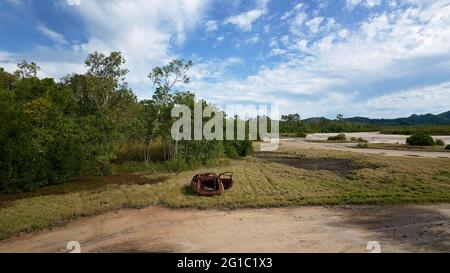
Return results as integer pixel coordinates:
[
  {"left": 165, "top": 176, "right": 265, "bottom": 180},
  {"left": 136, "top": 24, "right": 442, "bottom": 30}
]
[
  {"left": 279, "top": 114, "right": 379, "bottom": 135},
  {"left": 279, "top": 114, "right": 450, "bottom": 135},
  {"left": 0, "top": 52, "right": 251, "bottom": 193}
]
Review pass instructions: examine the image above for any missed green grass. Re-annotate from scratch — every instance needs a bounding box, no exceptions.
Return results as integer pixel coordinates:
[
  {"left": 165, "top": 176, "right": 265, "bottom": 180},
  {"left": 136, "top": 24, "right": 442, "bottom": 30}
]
[
  {"left": 381, "top": 125, "right": 450, "bottom": 135},
  {"left": 360, "top": 143, "right": 450, "bottom": 152},
  {"left": 112, "top": 157, "right": 231, "bottom": 173},
  {"left": 1, "top": 148, "right": 450, "bottom": 240},
  {"left": 305, "top": 140, "right": 354, "bottom": 144},
  {"left": 280, "top": 132, "right": 307, "bottom": 138}
]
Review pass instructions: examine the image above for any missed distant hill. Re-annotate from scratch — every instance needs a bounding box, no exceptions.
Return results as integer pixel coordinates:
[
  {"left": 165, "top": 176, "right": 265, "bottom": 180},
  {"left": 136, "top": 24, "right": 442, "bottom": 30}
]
[{"left": 303, "top": 111, "right": 450, "bottom": 126}]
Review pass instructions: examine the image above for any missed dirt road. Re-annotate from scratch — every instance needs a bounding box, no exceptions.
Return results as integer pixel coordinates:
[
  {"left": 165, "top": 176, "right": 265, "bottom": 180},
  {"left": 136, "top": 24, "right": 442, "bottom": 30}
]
[
  {"left": 280, "top": 137, "right": 450, "bottom": 158},
  {"left": 1, "top": 204, "right": 449, "bottom": 253}
]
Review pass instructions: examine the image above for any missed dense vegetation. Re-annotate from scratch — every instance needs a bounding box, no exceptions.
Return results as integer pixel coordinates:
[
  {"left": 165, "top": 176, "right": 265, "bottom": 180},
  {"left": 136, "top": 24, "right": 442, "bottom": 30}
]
[
  {"left": 380, "top": 125, "right": 450, "bottom": 135},
  {"left": 344, "top": 111, "right": 450, "bottom": 126},
  {"left": 327, "top": 134, "right": 347, "bottom": 141},
  {"left": 406, "top": 132, "right": 436, "bottom": 146},
  {"left": 0, "top": 53, "right": 251, "bottom": 193},
  {"left": 279, "top": 113, "right": 450, "bottom": 135},
  {"left": 279, "top": 114, "right": 380, "bottom": 134}
]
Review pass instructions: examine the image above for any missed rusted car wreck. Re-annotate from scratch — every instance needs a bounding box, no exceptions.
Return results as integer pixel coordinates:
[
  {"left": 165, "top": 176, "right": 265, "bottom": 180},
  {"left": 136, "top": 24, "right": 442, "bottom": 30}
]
[{"left": 191, "top": 172, "right": 233, "bottom": 196}]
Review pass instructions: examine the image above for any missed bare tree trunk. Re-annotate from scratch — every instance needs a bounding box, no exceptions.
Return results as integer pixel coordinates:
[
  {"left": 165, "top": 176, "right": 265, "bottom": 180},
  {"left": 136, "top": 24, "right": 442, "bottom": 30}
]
[{"left": 144, "top": 142, "right": 152, "bottom": 165}]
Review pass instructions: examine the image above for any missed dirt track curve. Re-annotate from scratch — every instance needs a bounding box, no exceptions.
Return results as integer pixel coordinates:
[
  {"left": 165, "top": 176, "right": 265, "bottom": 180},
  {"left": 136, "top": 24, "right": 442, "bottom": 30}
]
[{"left": 1, "top": 205, "right": 450, "bottom": 253}]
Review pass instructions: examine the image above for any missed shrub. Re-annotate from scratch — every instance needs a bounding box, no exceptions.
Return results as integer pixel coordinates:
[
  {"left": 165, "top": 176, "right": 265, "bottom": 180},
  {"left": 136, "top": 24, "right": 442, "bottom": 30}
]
[
  {"left": 357, "top": 142, "right": 368, "bottom": 148},
  {"left": 446, "top": 144, "right": 450, "bottom": 150},
  {"left": 435, "top": 139, "right": 446, "bottom": 146},
  {"left": 296, "top": 132, "right": 307, "bottom": 138},
  {"left": 235, "top": 140, "right": 254, "bottom": 156},
  {"left": 224, "top": 140, "right": 253, "bottom": 158},
  {"left": 328, "top": 134, "right": 346, "bottom": 141},
  {"left": 406, "top": 132, "right": 435, "bottom": 146},
  {"left": 224, "top": 144, "right": 239, "bottom": 159},
  {"left": 351, "top": 137, "right": 368, "bottom": 143}
]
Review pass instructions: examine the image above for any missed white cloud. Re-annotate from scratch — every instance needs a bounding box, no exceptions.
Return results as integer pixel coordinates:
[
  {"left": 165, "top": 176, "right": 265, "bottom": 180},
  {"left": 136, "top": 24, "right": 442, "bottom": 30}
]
[
  {"left": 245, "top": 36, "right": 260, "bottom": 44},
  {"left": 1, "top": 0, "right": 208, "bottom": 99},
  {"left": 66, "top": 0, "right": 81, "bottom": 6},
  {"left": 224, "top": 9, "right": 264, "bottom": 31},
  {"left": 289, "top": 10, "right": 308, "bottom": 36},
  {"left": 190, "top": 56, "right": 243, "bottom": 82},
  {"left": 65, "top": 0, "right": 208, "bottom": 86},
  {"left": 36, "top": 25, "right": 68, "bottom": 44},
  {"left": 205, "top": 20, "right": 218, "bottom": 32},
  {"left": 224, "top": 0, "right": 269, "bottom": 31},
  {"left": 0, "top": 49, "right": 87, "bottom": 79},
  {"left": 318, "top": 0, "right": 329, "bottom": 9},
  {"left": 281, "top": 3, "right": 303, "bottom": 20},
  {"left": 305, "top": 16, "right": 324, "bottom": 33},
  {"left": 3, "top": 0, "right": 450, "bottom": 118},
  {"left": 346, "top": 0, "right": 363, "bottom": 10},
  {"left": 365, "top": 82, "right": 450, "bottom": 117},
  {"left": 365, "top": 0, "right": 381, "bottom": 7},
  {"left": 269, "top": 47, "right": 287, "bottom": 56},
  {"left": 192, "top": 0, "right": 450, "bottom": 118},
  {"left": 346, "top": 0, "right": 382, "bottom": 10}
]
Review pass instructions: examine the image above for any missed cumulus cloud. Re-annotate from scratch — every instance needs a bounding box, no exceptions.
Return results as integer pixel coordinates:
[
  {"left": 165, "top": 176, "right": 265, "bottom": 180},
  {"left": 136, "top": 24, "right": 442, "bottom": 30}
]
[
  {"left": 193, "top": 0, "right": 450, "bottom": 117},
  {"left": 64, "top": 0, "right": 207, "bottom": 88},
  {"left": 1, "top": 0, "right": 208, "bottom": 100},
  {"left": 224, "top": 9, "right": 264, "bottom": 31},
  {"left": 2, "top": 0, "right": 450, "bottom": 118},
  {"left": 224, "top": 0, "right": 268, "bottom": 31}
]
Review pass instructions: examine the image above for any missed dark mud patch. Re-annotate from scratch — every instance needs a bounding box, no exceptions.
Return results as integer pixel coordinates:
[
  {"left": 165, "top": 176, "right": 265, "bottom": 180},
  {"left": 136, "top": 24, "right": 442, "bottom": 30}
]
[
  {"left": 336, "top": 205, "right": 450, "bottom": 252},
  {"left": 256, "top": 152, "right": 365, "bottom": 176},
  {"left": 0, "top": 173, "right": 168, "bottom": 207}
]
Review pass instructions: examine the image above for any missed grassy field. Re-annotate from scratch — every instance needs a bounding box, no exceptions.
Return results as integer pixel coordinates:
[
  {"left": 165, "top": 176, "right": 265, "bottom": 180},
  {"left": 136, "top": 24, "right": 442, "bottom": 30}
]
[
  {"left": 381, "top": 125, "right": 450, "bottom": 135},
  {"left": 360, "top": 143, "right": 450, "bottom": 152},
  {"left": 1, "top": 148, "right": 450, "bottom": 240},
  {"left": 305, "top": 139, "right": 356, "bottom": 144}
]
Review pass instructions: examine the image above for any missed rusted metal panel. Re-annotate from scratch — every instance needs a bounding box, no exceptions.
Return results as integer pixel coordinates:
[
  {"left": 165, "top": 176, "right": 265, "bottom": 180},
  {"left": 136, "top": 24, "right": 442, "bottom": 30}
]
[
  {"left": 191, "top": 172, "right": 233, "bottom": 197},
  {"left": 219, "top": 172, "right": 233, "bottom": 190}
]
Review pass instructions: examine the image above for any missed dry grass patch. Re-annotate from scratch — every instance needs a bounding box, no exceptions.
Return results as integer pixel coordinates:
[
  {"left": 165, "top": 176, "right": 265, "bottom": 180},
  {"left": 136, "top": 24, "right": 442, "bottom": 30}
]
[{"left": 1, "top": 148, "right": 450, "bottom": 240}]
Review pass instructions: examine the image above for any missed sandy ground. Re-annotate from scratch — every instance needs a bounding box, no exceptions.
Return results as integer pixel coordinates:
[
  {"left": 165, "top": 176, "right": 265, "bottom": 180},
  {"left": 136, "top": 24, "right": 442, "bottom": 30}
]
[
  {"left": 305, "top": 132, "right": 450, "bottom": 144},
  {"left": 280, "top": 135, "right": 450, "bottom": 158},
  {"left": 1, "top": 204, "right": 450, "bottom": 253}
]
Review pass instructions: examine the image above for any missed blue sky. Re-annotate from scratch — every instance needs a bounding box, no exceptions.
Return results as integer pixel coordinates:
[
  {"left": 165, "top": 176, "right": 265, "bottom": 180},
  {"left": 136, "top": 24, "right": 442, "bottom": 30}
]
[{"left": 1, "top": 0, "right": 450, "bottom": 118}]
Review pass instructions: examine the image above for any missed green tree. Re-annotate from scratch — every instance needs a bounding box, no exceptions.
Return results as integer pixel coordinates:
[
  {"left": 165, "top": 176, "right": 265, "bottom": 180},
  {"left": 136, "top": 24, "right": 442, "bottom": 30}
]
[
  {"left": 406, "top": 132, "right": 435, "bottom": 146},
  {"left": 85, "top": 51, "right": 129, "bottom": 84},
  {"left": 14, "top": 60, "right": 40, "bottom": 79},
  {"left": 146, "top": 59, "right": 193, "bottom": 161}
]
